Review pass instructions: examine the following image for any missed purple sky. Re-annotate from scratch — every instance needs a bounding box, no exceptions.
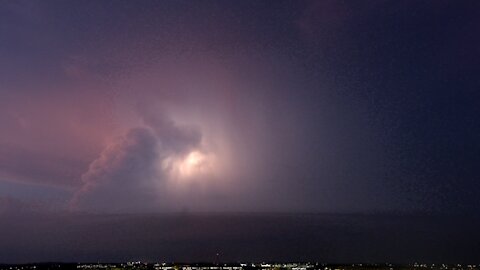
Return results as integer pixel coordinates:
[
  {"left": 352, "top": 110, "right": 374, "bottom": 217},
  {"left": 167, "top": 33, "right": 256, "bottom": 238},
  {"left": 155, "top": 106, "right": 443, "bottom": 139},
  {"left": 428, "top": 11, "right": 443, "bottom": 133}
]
[
  {"left": 1, "top": 0, "right": 480, "bottom": 262},
  {"left": 1, "top": 0, "right": 480, "bottom": 214}
]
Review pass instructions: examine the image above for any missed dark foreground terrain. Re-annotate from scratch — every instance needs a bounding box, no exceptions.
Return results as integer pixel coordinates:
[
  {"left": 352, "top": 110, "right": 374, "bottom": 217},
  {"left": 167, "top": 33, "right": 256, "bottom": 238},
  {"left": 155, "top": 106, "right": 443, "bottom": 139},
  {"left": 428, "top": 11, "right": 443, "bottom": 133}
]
[
  {"left": 0, "top": 213, "right": 479, "bottom": 263},
  {"left": 0, "top": 263, "right": 478, "bottom": 270}
]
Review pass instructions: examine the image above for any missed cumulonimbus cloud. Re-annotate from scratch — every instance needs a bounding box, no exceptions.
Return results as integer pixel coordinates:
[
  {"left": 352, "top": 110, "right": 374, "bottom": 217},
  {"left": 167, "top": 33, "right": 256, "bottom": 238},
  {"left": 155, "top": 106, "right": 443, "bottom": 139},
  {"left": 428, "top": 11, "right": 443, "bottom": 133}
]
[{"left": 70, "top": 109, "right": 203, "bottom": 213}]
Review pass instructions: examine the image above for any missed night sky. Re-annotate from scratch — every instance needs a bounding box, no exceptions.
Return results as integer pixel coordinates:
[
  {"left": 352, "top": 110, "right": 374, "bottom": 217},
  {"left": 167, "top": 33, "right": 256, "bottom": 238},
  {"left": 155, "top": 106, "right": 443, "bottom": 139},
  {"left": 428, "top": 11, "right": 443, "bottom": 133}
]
[{"left": 1, "top": 0, "right": 480, "bottom": 263}]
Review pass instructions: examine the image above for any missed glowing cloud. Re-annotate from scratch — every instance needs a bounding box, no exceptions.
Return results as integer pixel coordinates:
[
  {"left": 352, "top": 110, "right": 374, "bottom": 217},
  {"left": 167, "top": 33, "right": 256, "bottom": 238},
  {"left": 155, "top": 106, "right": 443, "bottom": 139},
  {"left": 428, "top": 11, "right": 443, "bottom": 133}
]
[
  {"left": 162, "top": 150, "right": 219, "bottom": 181},
  {"left": 70, "top": 103, "right": 231, "bottom": 212}
]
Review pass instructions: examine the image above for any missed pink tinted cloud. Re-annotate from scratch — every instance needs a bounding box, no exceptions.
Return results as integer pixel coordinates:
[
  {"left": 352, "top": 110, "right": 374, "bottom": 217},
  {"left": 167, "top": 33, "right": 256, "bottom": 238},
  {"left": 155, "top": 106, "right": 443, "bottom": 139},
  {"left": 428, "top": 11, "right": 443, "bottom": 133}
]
[
  {"left": 0, "top": 81, "right": 117, "bottom": 188},
  {"left": 70, "top": 127, "right": 160, "bottom": 213},
  {"left": 70, "top": 106, "right": 207, "bottom": 213}
]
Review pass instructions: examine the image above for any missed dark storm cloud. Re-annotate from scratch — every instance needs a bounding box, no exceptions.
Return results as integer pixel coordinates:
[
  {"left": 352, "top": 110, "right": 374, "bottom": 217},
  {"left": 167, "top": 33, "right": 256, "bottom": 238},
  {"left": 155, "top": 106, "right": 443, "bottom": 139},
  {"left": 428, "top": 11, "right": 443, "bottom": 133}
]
[
  {"left": 71, "top": 128, "right": 159, "bottom": 213},
  {"left": 71, "top": 107, "right": 205, "bottom": 213},
  {"left": 139, "top": 105, "right": 202, "bottom": 155}
]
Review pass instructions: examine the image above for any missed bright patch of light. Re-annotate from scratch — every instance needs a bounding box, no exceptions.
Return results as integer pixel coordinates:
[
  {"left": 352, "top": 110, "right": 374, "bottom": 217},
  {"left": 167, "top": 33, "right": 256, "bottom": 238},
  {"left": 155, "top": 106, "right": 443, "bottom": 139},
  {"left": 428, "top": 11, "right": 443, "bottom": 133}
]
[
  {"left": 178, "top": 151, "right": 208, "bottom": 177},
  {"left": 161, "top": 149, "right": 218, "bottom": 183}
]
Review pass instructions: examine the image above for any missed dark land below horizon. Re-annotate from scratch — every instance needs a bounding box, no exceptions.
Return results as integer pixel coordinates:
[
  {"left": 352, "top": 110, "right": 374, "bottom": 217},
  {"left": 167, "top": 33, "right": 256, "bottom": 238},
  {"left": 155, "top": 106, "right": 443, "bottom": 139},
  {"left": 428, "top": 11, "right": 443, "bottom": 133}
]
[{"left": 1, "top": 213, "right": 479, "bottom": 264}]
